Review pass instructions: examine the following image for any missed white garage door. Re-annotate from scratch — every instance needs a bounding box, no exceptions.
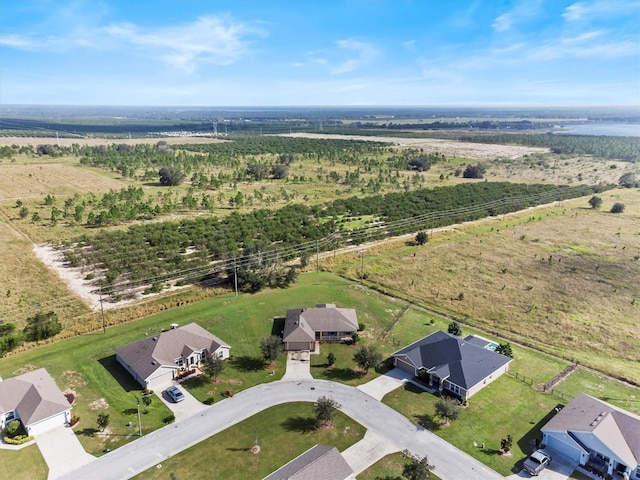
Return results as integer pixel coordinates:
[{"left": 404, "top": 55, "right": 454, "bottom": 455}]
[
  {"left": 546, "top": 435, "right": 582, "bottom": 464},
  {"left": 147, "top": 369, "right": 176, "bottom": 389},
  {"left": 27, "top": 412, "right": 69, "bottom": 436}
]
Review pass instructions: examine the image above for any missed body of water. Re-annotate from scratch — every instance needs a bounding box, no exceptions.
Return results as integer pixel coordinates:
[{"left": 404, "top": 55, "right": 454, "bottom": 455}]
[{"left": 555, "top": 123, "right": 640, "bottom": 137}]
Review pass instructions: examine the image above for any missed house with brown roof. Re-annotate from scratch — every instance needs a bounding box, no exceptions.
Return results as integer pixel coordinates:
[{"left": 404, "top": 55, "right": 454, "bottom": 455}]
[
  {"left": 283, "top": 304, "right": 358, "bottom": 351},
  {"left": 392, "top": 331, "right": 512, "bottom": 400},
  {"left": 541, "top": 393, "right": 640, "bottom": 479},
  {"left": 115, "top": 323, "right": 230, "bottom": 389},
  {"left": 0, "top": 368, "right": 71, "bottom": 436},
  {"left": 263, "top": 444, "right": 354, "bottom": 480}
]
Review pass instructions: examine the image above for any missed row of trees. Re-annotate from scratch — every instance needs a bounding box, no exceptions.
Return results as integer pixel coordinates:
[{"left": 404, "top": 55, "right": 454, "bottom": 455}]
[
  {"left": 56, "top": 182, "right": 606, "bottom": 298},
  {"left": 0, "top": 311, "right": 62, "bottom": 356}
]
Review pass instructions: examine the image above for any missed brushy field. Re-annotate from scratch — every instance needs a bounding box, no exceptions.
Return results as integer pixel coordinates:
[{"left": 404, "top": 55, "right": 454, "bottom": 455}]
[
  {"left": 133, "top": 402, "right": 365, "bottom": 480},
  {"left": 321, "top": 189, "right": 640, "bottom": 385}
]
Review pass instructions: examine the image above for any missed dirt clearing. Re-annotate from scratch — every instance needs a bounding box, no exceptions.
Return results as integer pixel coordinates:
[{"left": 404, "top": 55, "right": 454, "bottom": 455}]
[{"left": 280, "top": 132, "right": 548, "bottom": 160}]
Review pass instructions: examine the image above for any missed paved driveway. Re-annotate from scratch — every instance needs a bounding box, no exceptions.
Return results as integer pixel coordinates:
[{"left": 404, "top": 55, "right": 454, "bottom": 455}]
[
  {"left": 154, "top": 380, "right": 208, "bottom": 422},
  {"left": 341, "top": 429, "right": 399, "bottom": 475},
  {"left": 506, "top": 449, "right": 576, "bottom": 480},
  {"left": 281, "top": 351, "right": 313, "bottom": 381},
  {"left": 356, "top": 367, "right": 412, "bottom": 400},
  {"left": 61, "top": 379, "right": 503, "bottom": 480},
  {"left": 36, "top": 426, "right": 95, "bottom": 480}
]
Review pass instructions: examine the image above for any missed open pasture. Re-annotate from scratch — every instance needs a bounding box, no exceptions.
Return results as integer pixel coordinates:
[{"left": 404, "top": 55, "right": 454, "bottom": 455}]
[{"left": 322, "top": 189, "right": 640, "bottom": 384}]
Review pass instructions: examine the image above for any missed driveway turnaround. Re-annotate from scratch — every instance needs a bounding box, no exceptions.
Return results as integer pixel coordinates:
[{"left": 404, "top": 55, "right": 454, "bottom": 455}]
[
  {"left": 60, "top": 379, "right": 504, "bottom": 480},
  {"left": 36, "top": 426, "right": 95, "bottom": 480},
  {"left": 153, "top": 381, "right": 208, "bottom": 422}
]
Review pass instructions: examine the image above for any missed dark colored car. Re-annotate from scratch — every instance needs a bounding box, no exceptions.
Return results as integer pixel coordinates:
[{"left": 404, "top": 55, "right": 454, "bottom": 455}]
[{"left": 523, "top": 450, "right": 552, "bottom": 476}]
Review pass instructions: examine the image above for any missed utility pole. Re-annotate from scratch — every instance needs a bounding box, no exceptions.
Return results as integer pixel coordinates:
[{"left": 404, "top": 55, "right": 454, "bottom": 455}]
[
  {"left": 316, "top": 239, "right": 319, "bottom": 273},
  {"left": 360, "top": 250, "right": 366, "bottom": 284},
  {"left": 99, "top": 289, "right": 106, "bottom": 334},
  {"left": 136, "top": 397, "right": 142, "bottom": 436},
  {"left": 234, "top": 257, "right": 238, "bottom": 297}
]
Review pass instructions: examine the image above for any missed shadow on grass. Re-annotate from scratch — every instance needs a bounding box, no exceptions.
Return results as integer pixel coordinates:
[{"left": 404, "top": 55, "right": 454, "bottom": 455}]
[
  {"left": 226, "top": 447, "right": 252, "bottom": 452},
  {"left": 511, "top": 404, "right": 563, "bottom": 474},
  {"left": 271, "top": 317, "right": 285, "bottom": 336},
  {"left": 232, "top": 356, "right": 266, "bottom": 372},
  {"left": 314, "top": 366, "right": 363, "bottom": 382},
  {"left": 77, "top": 427, "right": 98, "bottom": 437},
  {"left": 182, "top": 376, "right": 208, "bottom": 388},
  {"left": 281, "top": 416, "right": 318, "bottom": 434},
  {"left": 414, "top": 414, "right": 441, "bottom": 432},
  {"left": 122, "top": 408, "right": 138, "bottom": 415},
  {"left": 98, "top": 355, "right": 140, "bottom": 393}
]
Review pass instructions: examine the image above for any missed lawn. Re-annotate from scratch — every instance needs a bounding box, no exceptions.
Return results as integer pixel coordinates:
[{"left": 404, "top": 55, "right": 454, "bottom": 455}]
[
  {"left": 133, "top": 402, "right": 365, "bottom": 480},
  {"left": 383, "top": 376, "right": 560, "bottom": 476},
  {"left": 357, "top": 452, "right": 443, "bottom": 480},
  {"left": 0, "top": 445, "right": 48, "bottom": 480},
  {"left": 0, "top": 272, "right": 398, "bottom": 456}
]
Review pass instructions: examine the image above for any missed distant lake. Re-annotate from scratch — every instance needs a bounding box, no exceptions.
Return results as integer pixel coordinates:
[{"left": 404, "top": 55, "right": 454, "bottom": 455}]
[{"left": 555, "top": 123, "right": 640, "bottom": 137}]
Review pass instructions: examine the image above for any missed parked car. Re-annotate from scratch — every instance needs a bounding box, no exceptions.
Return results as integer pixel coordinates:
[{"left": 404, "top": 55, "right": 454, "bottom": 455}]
[
  {"left": 523, "top": 450, "right": 552, "bottom": 476},
  {"left": 166, "top": 385, "right": 185, "bottom": 403}
]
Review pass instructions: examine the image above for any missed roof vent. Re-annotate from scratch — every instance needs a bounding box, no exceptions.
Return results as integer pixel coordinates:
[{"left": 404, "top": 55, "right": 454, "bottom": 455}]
[
  {"left": 599, "top": 412, "right": 605, "bottom": 417},
  {"left": 152, "top": 337, "right": 157, "bottom": 341}
]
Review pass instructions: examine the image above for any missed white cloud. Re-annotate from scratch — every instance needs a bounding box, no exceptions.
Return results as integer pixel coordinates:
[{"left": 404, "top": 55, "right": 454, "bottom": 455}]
[
  {"left": 1, "top": 14, "right": 264, "bottom": 74},
  {"left": 562, "top": 0, "right": 640, "bottom": 22},
  {"left": 330, "top": 39, "right": 379, "bottom": 74},
  {"left": 402, "top": 40, "right": 416, "bottom": 51},
  {"left": 492, "top": 1, "right": 542, "bottom": 31},
  {"left": 103, "top": 16, "right": 265, "bottom": 73}
]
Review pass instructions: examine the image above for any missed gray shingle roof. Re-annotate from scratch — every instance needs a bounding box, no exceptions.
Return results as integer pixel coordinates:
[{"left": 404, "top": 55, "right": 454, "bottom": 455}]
[
  {"left": 115, "top": 323, "right": 229, "bottom": 382},
  {"left": 542, "top": 393, "right": 640, "bottom": 467},
  {"left": 283, "top": 305, "right": 358, "bottom": 344},
  {"left": 393, "top": 330, "right": 511, "bottom": 389},
  {"left": 263, "top": 445, "right": 353, "bottom": 480},
  {"left": 0, "top": 368, "right": 70, "bottom": 427}
]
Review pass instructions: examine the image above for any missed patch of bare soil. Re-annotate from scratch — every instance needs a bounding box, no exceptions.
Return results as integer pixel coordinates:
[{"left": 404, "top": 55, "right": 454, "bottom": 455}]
[
  {"left": 61, "top": 370, "right": 87, "bottom": 389},
  {"left": 89, "top": 398, "right": 109, "bottom": 410},
  {"left": 280, "top": 133, "right": 548, "bottom": 160},
  {"left": 12, "top": 364, "right": 37, "bottom": 376}
]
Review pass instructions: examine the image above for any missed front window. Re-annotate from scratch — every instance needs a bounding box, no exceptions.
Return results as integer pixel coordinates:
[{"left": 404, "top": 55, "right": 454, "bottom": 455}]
[
  {"left": 176, "top": 357, "right": 184, "bottom": 367},
  {"left": 4, "top": 411, "right": 15, "bottom": 422}
]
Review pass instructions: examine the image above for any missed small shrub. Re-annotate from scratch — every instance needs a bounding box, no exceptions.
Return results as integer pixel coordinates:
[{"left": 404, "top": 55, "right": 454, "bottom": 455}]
[
  {"left": 326, "top": 352, "right": 336, "bottom": 367},
  {"left": 204, "top": 397, "right": 215, "bottom": 405},
  {"left": 69, "top": 414, "right": 80, "bottom": 427},
  {"left": 610, "top": 202, "right": 625, "bottom": 214},
  {"left": 5, "top": 420, "right": 22, "bottom": 437},
  {"left": 163, "top": 414, "right": 175, "bottom": 424},
  {"left": 223, "top": 389, "right": 234, "bottom": 398}
]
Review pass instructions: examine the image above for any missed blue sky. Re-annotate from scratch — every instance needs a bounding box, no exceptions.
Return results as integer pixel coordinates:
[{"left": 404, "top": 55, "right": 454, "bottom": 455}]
[{"left": 1, "top": 0, "right": 639, "bottom": 106}]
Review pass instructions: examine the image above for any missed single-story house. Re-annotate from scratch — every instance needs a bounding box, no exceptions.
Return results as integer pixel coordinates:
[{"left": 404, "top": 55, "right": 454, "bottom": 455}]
[
  {"left": 541, "top": 393, "right": 640, "bottom": 479},
  {"left": 283, "top": 304, "right": 358, "bottom": 351},
  {"left": 392, "top": 330, "right": 512, "bottom": 400},
  {"left": 263, "top": 444, "right": 354, "bottom": 480},
  {"left": 115, "top": 323, "right": 230, "bottom": 389},
  {"left": 0, "top": 368, "right": 71, "bottom": 436}
]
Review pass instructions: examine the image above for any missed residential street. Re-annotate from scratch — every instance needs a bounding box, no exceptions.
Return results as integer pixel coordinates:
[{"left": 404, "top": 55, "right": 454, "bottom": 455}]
[{"left": 59, "top": 377, "right": 504, "bottom": 480}]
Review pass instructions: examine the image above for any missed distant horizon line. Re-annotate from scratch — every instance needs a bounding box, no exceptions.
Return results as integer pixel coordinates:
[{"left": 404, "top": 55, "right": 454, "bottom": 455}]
[{"left": 2, "top": 103, "right": 638, "bottom": 110}]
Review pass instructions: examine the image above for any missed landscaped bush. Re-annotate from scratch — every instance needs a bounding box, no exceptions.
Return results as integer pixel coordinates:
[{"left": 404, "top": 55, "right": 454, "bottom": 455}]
[
  {"left": 69, "top": 413, "right": 80, "bottom": 427},
  {"left": 204, "top": 397, "right": 215, "bottom": 405},
  {"left": 2, "top": 420, "right": 33, "bottom": 445},
  {"left": 163, "top": 414, "right": 175, "bottom": 424}
]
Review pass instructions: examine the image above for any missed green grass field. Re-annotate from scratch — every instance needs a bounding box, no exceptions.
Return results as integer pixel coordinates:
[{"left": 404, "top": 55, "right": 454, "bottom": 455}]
[
  {"left": 0, "top": 445, "right": 48, "bottom": 480},
  {"left": 133, "top": 402, "right": 365, "bottom": 480},
  {"left": 0, "top": 271, "right": 637, "bottom": 478},
  {"left": 357, "top": 452, "right": 443, "bottom": 480}
]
